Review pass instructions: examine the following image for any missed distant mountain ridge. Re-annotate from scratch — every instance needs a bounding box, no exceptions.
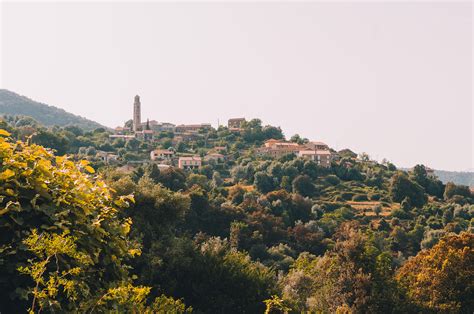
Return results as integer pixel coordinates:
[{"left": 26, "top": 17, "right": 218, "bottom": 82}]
[
  {"left": 0, "top": 89, "right": 106, "bottom": 131},
  {"left": 434, "top": 170, "right": 473, "bottom": 187}
]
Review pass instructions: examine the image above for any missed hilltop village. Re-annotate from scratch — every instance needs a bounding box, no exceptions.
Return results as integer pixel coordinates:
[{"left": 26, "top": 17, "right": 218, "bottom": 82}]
[
  {"left": 0, "top": 94, "right": 473, "bottom": 313},
  {"left": 105, "top": 95, "right": 336, "bottom": 170}
]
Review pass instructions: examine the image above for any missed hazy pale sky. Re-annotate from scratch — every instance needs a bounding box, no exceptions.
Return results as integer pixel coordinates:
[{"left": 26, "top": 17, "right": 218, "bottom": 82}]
[{"left": 1, "top": 1, "right": 472, "bottom": 171}]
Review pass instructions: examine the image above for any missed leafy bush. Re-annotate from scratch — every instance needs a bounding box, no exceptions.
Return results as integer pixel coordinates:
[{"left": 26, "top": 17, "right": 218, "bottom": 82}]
[
  {"left": 397, "top": 233, "right": 474, "bottom": 313},
  {"left": 352, "top": 194, "right": 368, "bottom": 201},
  {"left": 368, "top": 193, "right": 381, "bottom": 201},
  {"left": 325, "top": 175, "right": 340, "bottom": 186},
  {"left": 340, "top": 192, "right": 355, "bottom": 200},
  {"left": 0, "top": 130, "right": 147, "bottom": 312},
  {"left": 391, "top": 208, "right": 411, "bottom": 219}
]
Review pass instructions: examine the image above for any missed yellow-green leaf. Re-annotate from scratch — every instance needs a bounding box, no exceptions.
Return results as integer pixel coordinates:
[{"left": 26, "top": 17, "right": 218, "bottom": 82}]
[
  {"left": 0, "top": 169, "right": 15, "bottom": 180},
  {"left": 0, "top": 129, "right": 11, "bottom": 137}
]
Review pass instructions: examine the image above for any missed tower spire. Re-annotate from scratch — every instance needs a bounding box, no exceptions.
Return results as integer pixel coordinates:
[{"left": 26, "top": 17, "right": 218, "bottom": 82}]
[{"left": 133, "top": 95, "right": 141, "bottom": 132}]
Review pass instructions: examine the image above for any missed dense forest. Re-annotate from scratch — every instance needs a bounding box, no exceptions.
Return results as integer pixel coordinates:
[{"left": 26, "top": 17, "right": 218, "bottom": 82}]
[
  {"left": 0, "top": 90, "right": 105, "bottom": 131},
  {"left": 0, "top": 116, "right": 472, "bottom": 313}
]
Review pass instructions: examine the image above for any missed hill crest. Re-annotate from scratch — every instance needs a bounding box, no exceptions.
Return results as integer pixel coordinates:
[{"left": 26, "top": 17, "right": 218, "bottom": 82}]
[{"left": 0, "top": 89, "right": 106, "bottom": 131}]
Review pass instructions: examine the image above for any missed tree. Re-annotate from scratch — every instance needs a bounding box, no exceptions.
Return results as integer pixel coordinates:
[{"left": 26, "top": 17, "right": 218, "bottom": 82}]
[
  {"left": 211, "top": 171, "right": 223, "bottom": 188},
  {"left": 0, "top": 131, "right": 147, "bottom": 312},
  {"left": 31, "top": 129, "right": 69, "bottom": 155},
  {"left": 145, "top": 163, "right": 161, "bottom": 183},
  {"left": 158, "top": 167, "right": 187, "bottom": 191},
  {"left": 281, "top": 176, "right": 292, "bottom": 192},
  {"left": 373, "top": 205, "right": 382, "bottom": 217},
  {"left": 411, "top": 164, "right": 429, "bottom": 188},
  {"left": 281, "top": 223, "right": 402, "bottom": 313},
  {"left": 290, "top": 134, "right": 302, "bottom": 144},
  {"left": 396, "top": 233, "right": 474, "bottom": 313},
  {"left": 390, "top": 173, "right": 427, "bottom": 208},
  {"left": 292, "top": 175, "right": 316, "bottom": 197},
  {"left": 154, "top": 237, "right": 276, "bottom": 313},
  {"left": 187, "top": 173, "right": 209, "bottom": 190},
  {"left": 125, "top": 138, "right": 140, "bottom": 151},
  {"left": 176, "top": 141, "right": 188, "bottom": 153},
  {"left": 303, "top": 160, "right": 319, "bottom": 179},
  {"left": 254, "top": 171, "right": 274, "bottom": 194},
  {"left": 262, "top": 126, "right": 284, "bottom": 140},
  {"left": 411, "top": 164, "right": 444, "bottom": 197},
  {"left": 444, "top": 182, "right": 471, "bottom": 200},
  {"left": 85, "top": 146, "right": 97, "bottom": 156}
]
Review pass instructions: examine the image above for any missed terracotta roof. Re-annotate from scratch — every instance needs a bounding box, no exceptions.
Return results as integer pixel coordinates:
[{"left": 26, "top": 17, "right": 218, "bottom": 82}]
[
  {"left": 179, "top": 156, "right": 202, "bottom": 161},
  {"left": 315, "top": 150, "right": 331, "bottom": 155},
  {"left": 299, "top": 150, "right": 317, "bottom": 155},
  {"left": 153, "top": 149, "right": 174, "bottom": 154},
  {"left": 265, "top": 139, "right": 281, "bottom": 143},
  {"left": 299, "top": 150, "right": 331, "bottom": 155}
]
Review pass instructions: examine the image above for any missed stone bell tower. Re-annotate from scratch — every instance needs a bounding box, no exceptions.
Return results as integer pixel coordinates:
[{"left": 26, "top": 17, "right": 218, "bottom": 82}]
[{"left": 133, "top": 95, "right": 141, "bottom": 132}]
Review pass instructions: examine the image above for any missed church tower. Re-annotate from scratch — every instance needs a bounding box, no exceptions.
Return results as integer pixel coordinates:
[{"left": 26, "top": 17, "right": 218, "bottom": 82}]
[{"left": 133, "top": 95, "right": 141, "bottom": 132}]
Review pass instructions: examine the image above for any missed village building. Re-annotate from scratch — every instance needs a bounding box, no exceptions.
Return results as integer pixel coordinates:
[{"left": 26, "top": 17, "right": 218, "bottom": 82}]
[
  {"left": 150, "top": 149, "right": 175, "bottom": 161},
  {"left": 213, "top": 146, "right": 227, "bottom": 153},
  {"left": 135, "top": 129, "right": 154, "bottom": 141},
  {"left": 305, "top": 141, "right": 329, "bottom": 151},
  {"left": 141, "top": 120, "right": 176, "bottom": 133},
  {"left": 298, "top": 150, "right": 332, "bottom": 167},
  {"left": 114, "top": 126, "right": 131, "bottom": 134},
  {"left": 157, "top": 164, "right": 172, "bottom": 170},
  {"left": 175, "top": 124, "right": 212, "bottom": 133},
  {"left": 257, "top": 139, "right": 305, "bottom": 158},
  {"left": 96, "top": 151, "right": 119, "bottom": 164},
  {"left": 204, "top": 153, "right": 225, "bottom": 163},
  {"left": 178, "top": 156, "right": 202, "bottom": 170},
  {"left": 256, "top": 139, "right": 333, "bottom": 166},
  {"left": 158, "top": 122, "right": 176, "bottom": 133},
  {"left": 140, "top": 119, "right": 159, "bottom": 130},
  {"left": 109, "top": 134, "right": 136, "bottom": 140},
  {"left": 228, "top": 118, "right": 246, "bottom": 130}
]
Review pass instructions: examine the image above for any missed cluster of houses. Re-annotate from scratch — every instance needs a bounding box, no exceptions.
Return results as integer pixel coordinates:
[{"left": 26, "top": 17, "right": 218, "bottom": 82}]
[
  {"left": 257, "top": 139, "right": 333, "bottom": 167},
  {"left": 148, "top": 138, "right": 332, "bottom": 170},
  {"left": 101, "top": 96, "right": 333, "bottom": 169},
  {"left": 150, "top": 147, "right": 227, "bottom": 170},
  {"left": 109, "top": 95, "right": 247, "bottom": 143}
]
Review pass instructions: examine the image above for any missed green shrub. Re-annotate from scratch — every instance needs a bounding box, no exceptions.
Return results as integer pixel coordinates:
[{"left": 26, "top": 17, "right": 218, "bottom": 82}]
[
  {"left": 341, "top": 192, "right": 354, "bottom": 200},
  {"left": 368, "top": 193, "right": 381, "bottom": 201},
  {"left": 323, "top": 202, "right": 346, "bottom": 212},
  {"left": 352, "top": 194, "right": 368, "bottom": 201},
  {"left": 391, "top": 208, "right": 411, "bottom": 219},
  {"left": 325, "top": 175, "right": 340, "bottom": 185}
]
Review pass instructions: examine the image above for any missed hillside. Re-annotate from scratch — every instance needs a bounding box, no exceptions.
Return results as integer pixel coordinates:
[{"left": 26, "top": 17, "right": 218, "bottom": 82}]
[
  {"left": 0, "top": 116, "right": 472, "bottom": 313},
  {"left": 0, "top": 89, "right": 105, "bottom": 131}
]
